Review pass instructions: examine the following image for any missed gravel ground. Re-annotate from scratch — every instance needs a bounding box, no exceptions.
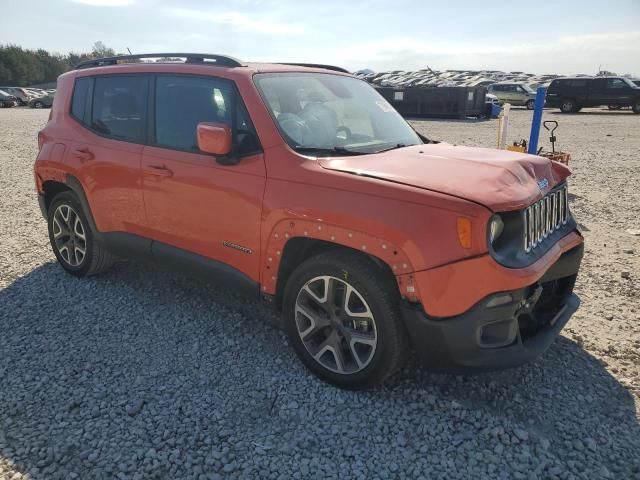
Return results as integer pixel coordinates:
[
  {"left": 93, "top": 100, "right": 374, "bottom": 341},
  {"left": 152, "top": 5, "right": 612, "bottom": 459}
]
[{"left": 1, "top": 107, "right": 639, "bottom": 480}]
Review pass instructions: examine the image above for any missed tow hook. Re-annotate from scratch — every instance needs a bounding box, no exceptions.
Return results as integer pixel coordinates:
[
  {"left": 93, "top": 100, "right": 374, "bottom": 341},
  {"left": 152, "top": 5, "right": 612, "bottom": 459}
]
[{"left": 517, "top": 285, "right": 543, "bottom": 315}]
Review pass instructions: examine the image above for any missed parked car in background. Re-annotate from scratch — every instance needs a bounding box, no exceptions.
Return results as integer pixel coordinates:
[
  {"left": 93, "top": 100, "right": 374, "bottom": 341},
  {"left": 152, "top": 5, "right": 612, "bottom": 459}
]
[
  {"left": 0, "top": 86, "right": 32, "bottom": 105},
  {"left": 0, "top": 89, "right": 18, "bottom": 107},
  {"left": 29, "top": 92, "right": 54, "bottom": 108},
  {"left": 487, "top": 82, "right": 537, "bottom": 109},
  {"left": 546, "top": 77, "right": 640, "bottom": 113},
  {"left": 34, "top": 53, "right": 583, "bottom": 389}
]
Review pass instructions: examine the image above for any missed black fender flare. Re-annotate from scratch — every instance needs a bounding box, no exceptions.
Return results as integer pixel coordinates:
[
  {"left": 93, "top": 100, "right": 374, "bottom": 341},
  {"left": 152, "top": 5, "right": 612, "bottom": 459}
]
[{"left": 64, "top": 174, "right": 101, "bottom": 239}]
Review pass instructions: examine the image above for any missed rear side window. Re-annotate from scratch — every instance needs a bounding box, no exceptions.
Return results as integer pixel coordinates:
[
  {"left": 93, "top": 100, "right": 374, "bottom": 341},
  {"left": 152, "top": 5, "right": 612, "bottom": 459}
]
[
  {"left": 607, "top": 78, "right": 626, "bottom": 89},
  {"left": 568, "top": 79, "right": 587, "bottom": 87},
  {"left": 71, "top": 77, "right": 91, "bottom": 122},
  {"left": 155, "top": 75, "right": 260, "bottom": 156},
  {"left": 91, "top": 76, "right": 148, "bottom": 143}
]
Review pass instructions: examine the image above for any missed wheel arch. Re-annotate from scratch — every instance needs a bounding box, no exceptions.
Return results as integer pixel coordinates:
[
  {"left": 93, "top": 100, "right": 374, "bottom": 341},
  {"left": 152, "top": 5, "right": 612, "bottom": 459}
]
[
  {"left": 265, "top": 220, "right": 419, "bottom": 309},
  {"left": 42, "top": 175, "right": 100, "bottom": 236},
  {"left": 41, "top": 180, "right": 72, "bottom": 214}
]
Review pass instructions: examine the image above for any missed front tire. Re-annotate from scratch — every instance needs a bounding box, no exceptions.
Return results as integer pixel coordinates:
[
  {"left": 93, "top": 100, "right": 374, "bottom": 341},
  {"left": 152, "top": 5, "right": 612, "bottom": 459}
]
[
  {"left": 525, "top": 99, "right": 535, "bottom": 110},
  {"left": 47, "top": 191, "right": 116, "bottom": 277},
  {"left": 283, "top": 250, "right": 409, "bottom": 390},
  {"left": 33, "top": 101, "right": 43, "bottom": 109},
  {"left": 633, "top": 100, "right": 640, "bottom": 114}
]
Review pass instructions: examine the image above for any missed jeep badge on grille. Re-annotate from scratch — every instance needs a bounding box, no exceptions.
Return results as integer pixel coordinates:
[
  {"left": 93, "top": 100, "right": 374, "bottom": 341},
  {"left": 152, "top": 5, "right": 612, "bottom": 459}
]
[{"left": 537, "top": 178, "right": 549, "bottom": 190}]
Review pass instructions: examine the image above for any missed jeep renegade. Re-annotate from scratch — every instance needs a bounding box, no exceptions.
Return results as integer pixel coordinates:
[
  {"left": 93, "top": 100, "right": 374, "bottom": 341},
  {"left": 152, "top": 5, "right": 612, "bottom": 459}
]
[{"left": 34, "top": 54, "right": 584, "bottom": 389}]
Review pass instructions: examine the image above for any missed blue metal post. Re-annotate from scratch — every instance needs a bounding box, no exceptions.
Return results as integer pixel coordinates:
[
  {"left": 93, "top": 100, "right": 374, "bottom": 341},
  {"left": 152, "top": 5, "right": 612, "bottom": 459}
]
[{"left": 528, "top": 87, "right": 547, "bottom": 154}]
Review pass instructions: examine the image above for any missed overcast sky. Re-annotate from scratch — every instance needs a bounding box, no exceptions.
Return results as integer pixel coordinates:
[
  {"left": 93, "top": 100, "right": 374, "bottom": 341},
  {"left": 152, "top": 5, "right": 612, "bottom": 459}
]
[{"left": 4, "top": 0, "right": 640, "bottom": 75}]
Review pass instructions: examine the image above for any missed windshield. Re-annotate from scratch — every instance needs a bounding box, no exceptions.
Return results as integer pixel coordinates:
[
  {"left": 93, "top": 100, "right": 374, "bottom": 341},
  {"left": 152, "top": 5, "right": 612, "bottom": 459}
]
[
  {"left": 522, "top": 84, "right": 536, "bottom": 93},
  {"left": 254, "top": 73, "right": 422, "bottom": 154},
  {"left": 622, "top": 77, "right": 639, "bottom": 88}
]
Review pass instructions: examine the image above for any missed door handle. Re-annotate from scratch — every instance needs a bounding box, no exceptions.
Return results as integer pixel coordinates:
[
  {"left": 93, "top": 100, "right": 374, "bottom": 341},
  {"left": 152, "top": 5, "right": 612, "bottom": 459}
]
[
  {"left": 145, "top": 165, "right": 173, "bottom": 177},
  {"left": 72, "top": 147, "right": 94, "bottom": 162}
]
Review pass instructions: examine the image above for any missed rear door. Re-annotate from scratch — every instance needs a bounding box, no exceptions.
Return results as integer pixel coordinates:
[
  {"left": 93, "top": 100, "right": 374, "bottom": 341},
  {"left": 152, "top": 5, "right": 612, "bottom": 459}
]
[
  {"left": 66, "top": 74, "right": 148, "bottom": 235},
  {"left": 503, "top": 85, "right": 519, "bottom": 104},
  {"left": 587, "top": 78, "right": 607, "bottom": 106},
  {"left": 492, "top": 84, "right": 508, "bottom": 103},
  {"left": 141, "top": 74, "right": 266, "bottom": 282}
]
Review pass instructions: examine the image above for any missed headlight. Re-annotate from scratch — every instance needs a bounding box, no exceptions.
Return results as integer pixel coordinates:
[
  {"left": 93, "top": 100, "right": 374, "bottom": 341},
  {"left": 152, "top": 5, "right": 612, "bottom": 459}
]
[{"left": 488, "top": 215, "right": 504, "bottom": 245}]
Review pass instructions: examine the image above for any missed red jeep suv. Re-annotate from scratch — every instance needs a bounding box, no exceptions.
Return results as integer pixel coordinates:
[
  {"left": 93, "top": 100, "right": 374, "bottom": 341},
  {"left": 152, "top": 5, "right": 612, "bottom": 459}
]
[{"left": 34, "top": 54, "right": 583, "bottom": 389}]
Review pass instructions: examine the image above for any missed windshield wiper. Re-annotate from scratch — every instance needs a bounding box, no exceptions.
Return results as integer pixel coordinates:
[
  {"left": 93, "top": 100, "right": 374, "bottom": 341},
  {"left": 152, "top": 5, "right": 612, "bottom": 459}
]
[
  {"left": 373, "top": 143, "right": 409, "bottom": 154},
  {"left": 293, "top": 146, "right": 368, "bottom": 156}
]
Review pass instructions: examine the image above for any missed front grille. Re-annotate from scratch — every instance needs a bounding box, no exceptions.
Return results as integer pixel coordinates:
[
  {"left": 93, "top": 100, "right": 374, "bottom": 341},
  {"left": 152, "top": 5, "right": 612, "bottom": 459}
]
[{"left": 523, "top": 185, "right": 569, "bottom": 253}]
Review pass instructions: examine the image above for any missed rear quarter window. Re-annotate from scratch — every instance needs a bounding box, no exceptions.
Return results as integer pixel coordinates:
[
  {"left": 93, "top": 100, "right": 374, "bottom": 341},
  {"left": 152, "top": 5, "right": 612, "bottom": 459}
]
[{"left": 71, "top": 77, "right": 92, "bottom": 122}]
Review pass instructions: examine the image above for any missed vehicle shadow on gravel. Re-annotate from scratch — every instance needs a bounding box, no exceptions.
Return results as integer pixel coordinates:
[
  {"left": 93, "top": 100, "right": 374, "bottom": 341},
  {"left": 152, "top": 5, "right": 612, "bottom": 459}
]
[
  {"left": 1, "top": 262, "right": 639, "bottom": 478},
  {"left": 549, "top": 111, "right": 635, "bottom": 116}
]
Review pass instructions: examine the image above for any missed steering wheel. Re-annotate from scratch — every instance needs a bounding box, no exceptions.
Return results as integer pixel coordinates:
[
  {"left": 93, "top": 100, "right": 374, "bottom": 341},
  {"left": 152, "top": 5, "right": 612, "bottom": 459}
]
[{"left": 335, "top": 126, "right": 353, "bottom": 145}]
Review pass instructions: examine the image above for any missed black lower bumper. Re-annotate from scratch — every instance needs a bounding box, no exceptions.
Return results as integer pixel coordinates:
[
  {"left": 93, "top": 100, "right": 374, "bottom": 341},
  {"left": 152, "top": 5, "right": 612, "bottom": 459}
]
[{"left": 401, "top": 244, "right": 583, "bottom": 374}]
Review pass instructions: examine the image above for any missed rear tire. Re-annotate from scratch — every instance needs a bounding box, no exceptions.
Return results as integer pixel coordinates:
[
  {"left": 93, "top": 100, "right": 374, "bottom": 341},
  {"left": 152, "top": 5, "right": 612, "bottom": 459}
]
[
  {"left": 560, "top": 98, "right": 577, "bottom": 113},
  {"left": 47, "top": 191, "right": 116, "bottom": 277},
  {"left": 282, "top": 250, "right": 409, "bottom": 390},
  {"left": 33, "top": 101, "right": 43, "bottom": 109}
]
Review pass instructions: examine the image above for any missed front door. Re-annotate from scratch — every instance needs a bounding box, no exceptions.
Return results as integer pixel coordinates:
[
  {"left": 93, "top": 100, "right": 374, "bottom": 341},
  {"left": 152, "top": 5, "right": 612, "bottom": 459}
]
[
  {"left": 141, "top": 74, "right": 266, "bottom": 281},
  {"left": 604, "top": 78, "right": 635, "bottom": 106}
]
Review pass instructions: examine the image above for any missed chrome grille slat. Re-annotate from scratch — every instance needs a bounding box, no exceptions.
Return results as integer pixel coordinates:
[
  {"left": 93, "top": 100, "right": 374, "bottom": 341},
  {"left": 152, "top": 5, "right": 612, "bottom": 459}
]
[{"left": 522, "top": 185, "right": 569, "bottom": 253}]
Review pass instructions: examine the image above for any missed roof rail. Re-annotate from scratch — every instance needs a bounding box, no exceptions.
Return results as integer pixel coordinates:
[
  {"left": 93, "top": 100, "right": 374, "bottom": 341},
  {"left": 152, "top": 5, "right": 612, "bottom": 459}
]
[
  {"left": 278, "top": 63, "right": 350, "bottom": 74},
  {"left": 74, "top": 53, "right": 244, "bottom": 70}
]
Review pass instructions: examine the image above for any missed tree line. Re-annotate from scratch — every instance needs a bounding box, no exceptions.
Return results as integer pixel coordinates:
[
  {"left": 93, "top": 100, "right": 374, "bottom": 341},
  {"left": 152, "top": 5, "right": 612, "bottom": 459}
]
[{"left": 0, "top": 42, "right": 116, "bottom": 87}]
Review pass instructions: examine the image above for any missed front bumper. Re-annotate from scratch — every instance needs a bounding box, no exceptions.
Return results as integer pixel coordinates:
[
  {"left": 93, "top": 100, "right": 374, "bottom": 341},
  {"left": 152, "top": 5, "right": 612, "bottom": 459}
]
[{"left": 401, "top": 243, "right": 583, "bottom": 374}]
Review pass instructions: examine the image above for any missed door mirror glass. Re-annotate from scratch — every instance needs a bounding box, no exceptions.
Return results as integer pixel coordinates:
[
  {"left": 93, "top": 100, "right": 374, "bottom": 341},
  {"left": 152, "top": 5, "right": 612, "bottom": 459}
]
[{"left": 197, "top": 122, "right": 232, "bottom": 156}]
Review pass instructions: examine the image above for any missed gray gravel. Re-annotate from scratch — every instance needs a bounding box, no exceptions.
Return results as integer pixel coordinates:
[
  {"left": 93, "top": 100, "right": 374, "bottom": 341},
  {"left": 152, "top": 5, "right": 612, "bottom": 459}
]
[{"left": 1, "top": 107, "right": 639, "bottom": 479}]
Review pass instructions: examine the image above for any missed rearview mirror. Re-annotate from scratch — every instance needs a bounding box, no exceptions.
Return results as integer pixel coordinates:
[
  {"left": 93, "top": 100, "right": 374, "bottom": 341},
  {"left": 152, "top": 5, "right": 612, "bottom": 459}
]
[{"left": 197, "top": 122, "right": 232, "bottom": 156}]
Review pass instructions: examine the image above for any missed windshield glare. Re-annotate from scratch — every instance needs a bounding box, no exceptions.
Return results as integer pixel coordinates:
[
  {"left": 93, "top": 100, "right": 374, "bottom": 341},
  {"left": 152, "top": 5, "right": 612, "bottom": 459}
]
[{"left": 254, "top": 73, "right": 422, "bottom": 154}]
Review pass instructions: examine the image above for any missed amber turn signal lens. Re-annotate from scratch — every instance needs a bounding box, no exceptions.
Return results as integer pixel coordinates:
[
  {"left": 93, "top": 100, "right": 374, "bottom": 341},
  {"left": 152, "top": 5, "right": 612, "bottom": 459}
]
[{"left": 457, "top": 217, "right": 473, "bottom": 249}]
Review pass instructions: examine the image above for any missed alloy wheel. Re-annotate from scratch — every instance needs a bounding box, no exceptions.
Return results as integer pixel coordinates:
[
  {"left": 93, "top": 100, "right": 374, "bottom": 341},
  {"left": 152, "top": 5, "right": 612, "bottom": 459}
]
[
  {"left": 294, "top": 275, "right": 378, "bottom": 374},
  {"left": 52, "top": 204, "right": 87, "bottom": 267}
]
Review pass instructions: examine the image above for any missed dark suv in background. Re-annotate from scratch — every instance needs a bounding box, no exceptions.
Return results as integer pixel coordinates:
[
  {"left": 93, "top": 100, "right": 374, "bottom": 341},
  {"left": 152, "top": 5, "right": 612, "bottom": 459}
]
[{"left": 546, "top": 77, "right": 640, "bottom": 113}]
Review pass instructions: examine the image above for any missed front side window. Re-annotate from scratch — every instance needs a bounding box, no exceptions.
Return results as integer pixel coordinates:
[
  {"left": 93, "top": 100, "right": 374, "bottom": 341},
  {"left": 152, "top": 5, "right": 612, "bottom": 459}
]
[
  {"left": 155, "top": 75, "right": 260, "bottom": 155},
  {"left": 254, "top": 73, "right": 421, "bottom": 154},
  {"left": 91, "top": 76, "right": 147, "bottom": 143}
]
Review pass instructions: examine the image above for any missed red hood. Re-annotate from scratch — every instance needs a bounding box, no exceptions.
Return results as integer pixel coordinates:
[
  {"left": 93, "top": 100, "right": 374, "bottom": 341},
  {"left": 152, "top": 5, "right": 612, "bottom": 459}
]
[{"left": 319, "top": 143, "right": 571, "bottom": 211}]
